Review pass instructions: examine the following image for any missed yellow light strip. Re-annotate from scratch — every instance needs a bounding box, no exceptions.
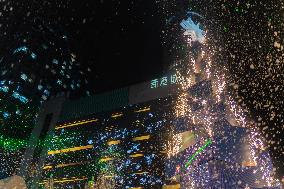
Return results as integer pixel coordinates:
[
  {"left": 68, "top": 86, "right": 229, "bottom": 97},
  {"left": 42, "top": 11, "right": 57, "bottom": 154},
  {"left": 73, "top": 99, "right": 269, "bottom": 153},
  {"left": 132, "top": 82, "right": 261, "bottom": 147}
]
[
  {"left": 134, "top": 107, "right": 150, "bottom": 113},
  {"left": 133, "top": 135, "right": 150, "bottom": 141},
  {"left": 55, "top": 119, "right": 98, "bottom": 130},
  {"left": 107, "top": 140, "right": 121, "bottom": 146},
  {"left": 134, "top": 172, "right": 148, "bottom": 175},
  {"left": 100, "top": 157, "right": 114, "bottom": 162},
  {"left": 111, "top": 113, "right": 123, "bottom": 118},
  {"left": 56, "top": 162, "right": 84, "bottom": 168},
  {"left": 43, "top": 162, "right": 88, "bottom": 171},
  {"left": 130, "top": 153, "right": 144, "bottom": 158},
  {"left": 48, "top": 145, "right": 93, "bottom": 155},
  {"left": 55, "top": 177, "right": 87, "bottom": 183},
  {"left": 104, "top": 175, "right": 115, "bottom": 178},
  {"left": 40, "top": 177, "right": 88, "bottom": 185},
  {"left": 162, "top": 184, "right": 181, "bottom": 189},
  {"left": 130, "top": 187, "right": 143, "bottom": 189},
  {"left": 43, "top": 165, "right": 52, "bottom": 170}
]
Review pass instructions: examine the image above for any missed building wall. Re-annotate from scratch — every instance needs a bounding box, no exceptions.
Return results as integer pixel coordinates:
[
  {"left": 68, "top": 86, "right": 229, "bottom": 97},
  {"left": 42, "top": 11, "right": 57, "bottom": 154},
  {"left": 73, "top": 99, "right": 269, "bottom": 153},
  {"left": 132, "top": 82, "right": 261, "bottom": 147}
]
[
  {"left": 36, "top": 75, "right": 282, "bottom": 189},
  {"left": 40, "top": 97, "right": 173, "bottom": 188}
]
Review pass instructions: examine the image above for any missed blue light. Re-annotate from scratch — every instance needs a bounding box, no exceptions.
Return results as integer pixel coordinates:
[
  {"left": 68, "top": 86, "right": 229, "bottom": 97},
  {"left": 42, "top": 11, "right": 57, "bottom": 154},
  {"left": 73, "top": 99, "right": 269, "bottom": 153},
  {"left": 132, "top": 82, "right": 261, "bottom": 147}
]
[
  {"left": 13, "top": 46, "right": 28, "bottom": 54},
  {"left": 31, "top": 52, "right": 37, "bottom": 59},
  {"left": 135, "top": 163, "right": 141, "bottom": 170},
  {"left": 125, "top": 159, "right": 131, "bottom": 166},
  {"left": 43, "top": 89, "right": 50, "bottom": 96},
  {"left": 0, "top": 86, "right": 9, "bottom": 93},
  {"left": 52, "top": 59, "right": 59, "bottom": 64},
  {"left": 70, "top": 84, "right": 75, "bottom": 90},
  {"left": 16, "top": 110, "right": 21, "bottom": 115},
  {"left": 145, "top": 154, "right": 154, "bottom": 165},
  {"left": 20, "top": 73, "right": 28, "bottom": 81},
  {"left": 140, "top": 177, "right": 147, "bottom": 184},
  {"left": 3, "top": 112, "right": 10, "bottom": 119},
  {"left": 133, "top": 143, "right": 140, "bottom": 151},
  {"left": 12, "top": 92, "right": 29, "bottom": 103},
  {"left": 37, "top": 85, "right": 43, "bottom": 90},
  {"left": 117, "top": 164, "right": 123, "bottom": 171},
  {"left": 88, "top": 140, "right": 93, "bottom": 144},
  {"left": 57, "top": 79, "right": 62, "bottom": 85}
]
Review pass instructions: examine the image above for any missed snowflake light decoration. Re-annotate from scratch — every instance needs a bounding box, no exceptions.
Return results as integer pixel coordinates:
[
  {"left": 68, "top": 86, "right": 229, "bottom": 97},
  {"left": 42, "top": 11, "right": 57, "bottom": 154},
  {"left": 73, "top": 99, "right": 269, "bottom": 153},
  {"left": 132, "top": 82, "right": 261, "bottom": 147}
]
[{"left": 180, "top": 16, "right": 205, "bottom": 44}]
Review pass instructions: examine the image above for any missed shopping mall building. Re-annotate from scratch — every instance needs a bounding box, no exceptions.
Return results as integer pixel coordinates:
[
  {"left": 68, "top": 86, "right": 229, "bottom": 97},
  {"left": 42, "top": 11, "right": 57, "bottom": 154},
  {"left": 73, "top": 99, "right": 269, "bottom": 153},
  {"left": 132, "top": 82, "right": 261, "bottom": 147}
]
[{"left": 16, "top": 68, "right": 283, "bottom": 189}]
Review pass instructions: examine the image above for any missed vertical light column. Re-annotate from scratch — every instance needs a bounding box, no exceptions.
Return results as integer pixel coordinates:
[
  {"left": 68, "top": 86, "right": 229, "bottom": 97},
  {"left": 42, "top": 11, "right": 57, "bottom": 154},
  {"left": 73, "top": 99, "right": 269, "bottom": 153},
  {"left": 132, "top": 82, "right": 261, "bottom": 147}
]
[{"left": 18, "top": 95, "right": 66, "bottom": 187}]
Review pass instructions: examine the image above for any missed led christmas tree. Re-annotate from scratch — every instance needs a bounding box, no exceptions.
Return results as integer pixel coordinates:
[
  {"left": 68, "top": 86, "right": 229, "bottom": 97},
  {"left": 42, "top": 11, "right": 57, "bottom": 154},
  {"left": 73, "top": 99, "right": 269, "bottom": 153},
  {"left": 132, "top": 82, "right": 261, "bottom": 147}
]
[{"left": 164, "top": 11, "right": 282, "bottom": 189}]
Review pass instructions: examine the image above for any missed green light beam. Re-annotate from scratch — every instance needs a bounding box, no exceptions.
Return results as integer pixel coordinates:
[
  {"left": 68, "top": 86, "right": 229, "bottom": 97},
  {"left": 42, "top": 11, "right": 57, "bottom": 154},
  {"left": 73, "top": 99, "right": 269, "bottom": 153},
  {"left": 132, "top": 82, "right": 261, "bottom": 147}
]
[{"left": 184, "top": 139, "right": 212, "bottom": 170}]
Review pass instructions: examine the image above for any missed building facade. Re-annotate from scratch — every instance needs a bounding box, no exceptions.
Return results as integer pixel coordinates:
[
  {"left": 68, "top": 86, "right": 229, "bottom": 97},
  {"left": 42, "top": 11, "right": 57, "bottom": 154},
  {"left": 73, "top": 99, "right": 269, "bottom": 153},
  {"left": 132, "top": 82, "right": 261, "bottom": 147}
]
[
  {"left": 36, "top": 77, "right": 177, "bottom": 189},
  {"left": 30, "top": 69, "right": 282, "bottom": 188},
  {"left": 0, "top": 18, "right": 91, "bottom": 179}
]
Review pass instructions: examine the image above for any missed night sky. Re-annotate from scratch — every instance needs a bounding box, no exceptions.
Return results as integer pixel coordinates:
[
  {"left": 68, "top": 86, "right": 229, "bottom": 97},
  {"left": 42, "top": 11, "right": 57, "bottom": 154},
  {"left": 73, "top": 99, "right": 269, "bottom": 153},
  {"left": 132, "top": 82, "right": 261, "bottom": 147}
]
[
  {"left": 1, "top": 0, "right": 284, "bottom": 180},
  {"left": 64, "top": 1, "right": 165, "bottom": 92},
  {"left": 1, "top": 0, "right": 166, "bottom": 93}
]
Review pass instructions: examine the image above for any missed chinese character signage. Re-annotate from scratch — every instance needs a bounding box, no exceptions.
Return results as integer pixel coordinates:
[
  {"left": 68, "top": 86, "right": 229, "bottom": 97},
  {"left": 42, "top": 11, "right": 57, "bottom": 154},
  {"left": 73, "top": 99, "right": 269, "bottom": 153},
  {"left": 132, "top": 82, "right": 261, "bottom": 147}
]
[
  {"left": 151, "top": 79, "right": 159, "bottom": 89},
  {"left": 150, "top": 74, "right": 180, "bottom": 89},
  {"left": 160, "top": 77, "right": 168, "bottom": 87},
  {"left": 170, "top": 74, "right": 178, "bottom": 84}
]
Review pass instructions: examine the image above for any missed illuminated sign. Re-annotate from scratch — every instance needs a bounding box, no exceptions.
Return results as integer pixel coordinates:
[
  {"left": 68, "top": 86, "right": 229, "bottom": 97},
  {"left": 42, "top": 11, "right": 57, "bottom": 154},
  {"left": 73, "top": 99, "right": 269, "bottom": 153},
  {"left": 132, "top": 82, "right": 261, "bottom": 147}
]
[{"left": 150, "top": 74, "right": 180, "bottom": 89}]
